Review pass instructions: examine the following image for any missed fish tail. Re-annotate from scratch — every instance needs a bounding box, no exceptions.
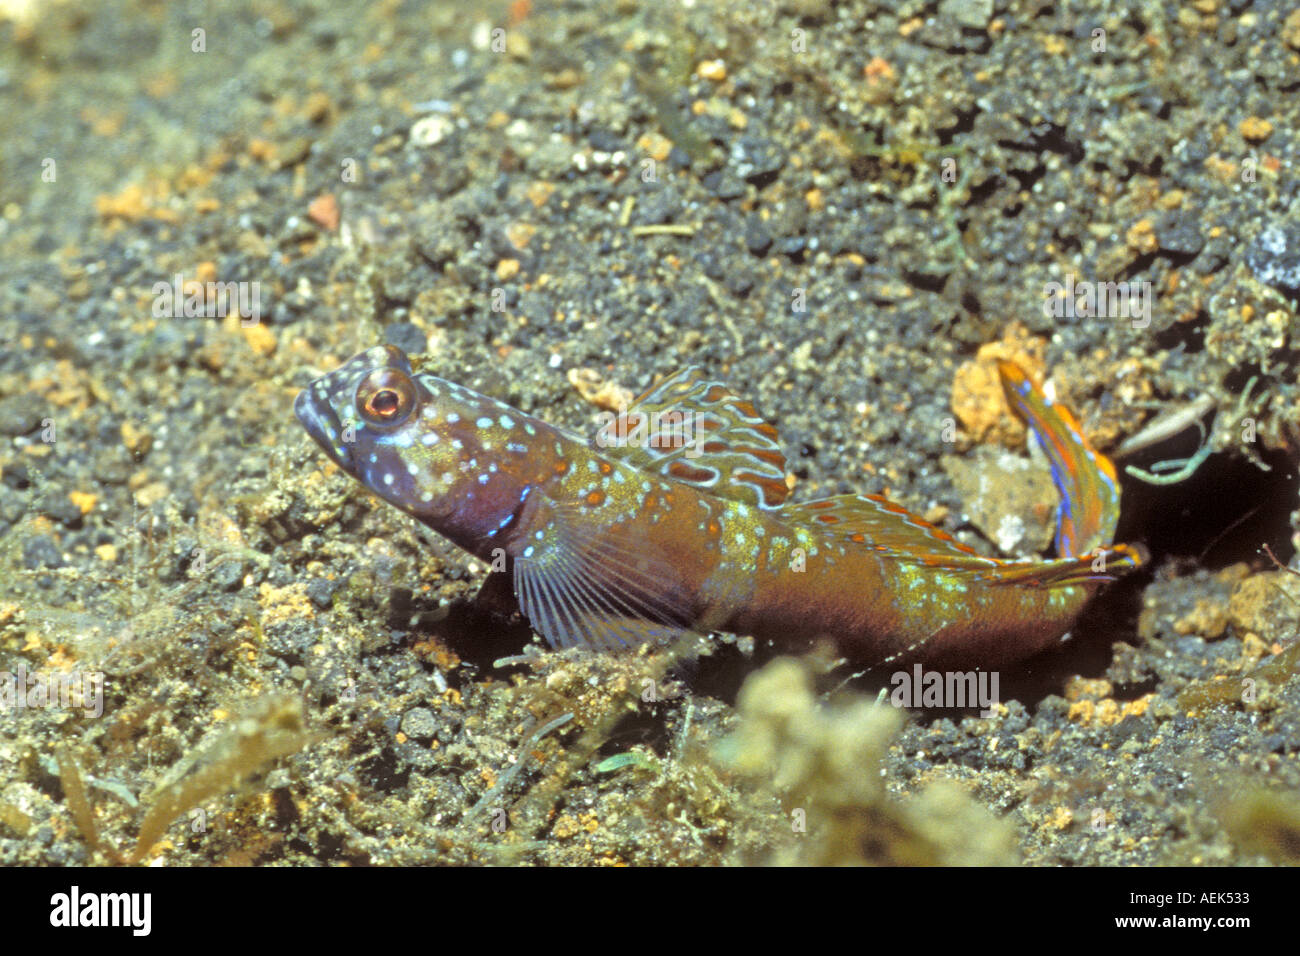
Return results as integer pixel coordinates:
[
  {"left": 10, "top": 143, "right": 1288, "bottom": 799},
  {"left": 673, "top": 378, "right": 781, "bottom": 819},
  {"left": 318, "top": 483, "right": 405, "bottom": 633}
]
[{"left": 996, "top": 361, "right": 1136, "bottom": 564}]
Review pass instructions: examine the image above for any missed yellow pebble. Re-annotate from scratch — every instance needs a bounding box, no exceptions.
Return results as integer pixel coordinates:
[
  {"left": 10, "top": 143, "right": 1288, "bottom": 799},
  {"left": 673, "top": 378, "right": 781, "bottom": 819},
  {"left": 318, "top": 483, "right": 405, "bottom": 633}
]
[
  {"left": 696, "top": 59, "right": 727, "bottom": 81},
  {"left": 242, "top": 322, "right": 277, "bottom": 356}
]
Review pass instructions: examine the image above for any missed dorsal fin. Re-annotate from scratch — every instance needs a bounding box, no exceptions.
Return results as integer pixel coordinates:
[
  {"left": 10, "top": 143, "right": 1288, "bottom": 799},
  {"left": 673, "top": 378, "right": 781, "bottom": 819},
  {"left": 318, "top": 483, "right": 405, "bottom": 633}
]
[
  {"left": 781, "top": 494, "right": 1001, "bottom": 566},
  {"left": 593, "top": 367, "right": 791, "bottom": 510},
  {"left": 782, "top": 493, "right": 1143, "bottom": 585}
]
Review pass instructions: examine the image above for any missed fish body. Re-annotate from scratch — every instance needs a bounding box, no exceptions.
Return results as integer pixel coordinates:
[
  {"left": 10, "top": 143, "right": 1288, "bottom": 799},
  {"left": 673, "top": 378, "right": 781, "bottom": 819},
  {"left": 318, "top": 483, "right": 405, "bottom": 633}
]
[{"left": 295, "top": 346, "right": 1142, "bottom": 668}]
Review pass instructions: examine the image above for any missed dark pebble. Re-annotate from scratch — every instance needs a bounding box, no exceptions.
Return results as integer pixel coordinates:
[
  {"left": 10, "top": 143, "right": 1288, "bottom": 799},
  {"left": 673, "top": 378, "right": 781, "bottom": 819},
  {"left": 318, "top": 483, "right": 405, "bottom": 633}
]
[
  {"left": 266, "top": 561, "right": 294, "bottom": 587},
  {"left": 0, "top": 396, "right": 42, "bottom": 437},
  {"left": 698, "top": 250, "right": 727, "bottom": 281},
  {"left": 163, "top": 535, "right": 198, "bottom": 580},
  {"left": 260, "top": 618, "right": 317, "bottom": 664},
  {"left": 306, "top": 576, "right": 340, "bottom": 609},
  {"left": 0, "top": 486, "right": 23, "bottom": 528},
  {"left": 587, "top": 128, "right": 625, "bottom": 153},
  {"left": 777, "top": 236, "right": 807, "bottom": 258},
  {"left": 384, "top": 322, "right": 427, "bottom": 355},
  {"left": 212, "top": 558, "right": 246, "bottom": 592},
  {"left": 1210, "top": 727, "right": 1239, "bottom": 751},
  {"left": 744, "top": 220, "right": 774, "bottom": 256},
  {"left": 36, "top": 492, "right": 83, "bottom": 528},
  {"left": 177, "top": 491, "right": 200, "bottom": 522},
  {"left": 701, "top": 169, "right": 747, "bottom": 201},
  {"left": 729, "top": 136, "right": 786, "bottom": 185},
  {"left": 395, "top": 740, "right": 440, "bottom": 771},
  {"left": 1246, "top": 223, "right": 1300, "bottom": 293},
  {"left": 725, "top": 271, "right": 755, "bottom": 297},
  {"left": 634, "top": 188, "right": 682, "bottom": 226},
  {"left": 400, "top": 707, "right": 438, "bottom": 740},
  {"left": 304, "top": 660, "right": 353, "bottom": 703},
  {"left": 1263, "top": 733, "right": 1292, "bottom": 754},
  {"left": 22, "top": 534, "right": 63, "bottom": 569},
  {"left": 1155, "top": 210, "right": 1205, "bottom": 257},
  {"left": 1, "top": 462, "right": 30, "bottom": 490},
  {"left": 92, "top": 453, "right": 130, "bottom": 486},
  {"left": 667, "top": 146, "right": 692, "bottom": 169}
]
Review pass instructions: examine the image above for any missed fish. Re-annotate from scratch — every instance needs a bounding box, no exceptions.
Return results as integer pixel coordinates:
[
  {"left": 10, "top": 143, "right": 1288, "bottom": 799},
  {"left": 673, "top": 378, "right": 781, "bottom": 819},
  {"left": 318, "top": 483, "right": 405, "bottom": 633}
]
[{"left": 294, "top": 346, "right": 1143, "bottom": 669}]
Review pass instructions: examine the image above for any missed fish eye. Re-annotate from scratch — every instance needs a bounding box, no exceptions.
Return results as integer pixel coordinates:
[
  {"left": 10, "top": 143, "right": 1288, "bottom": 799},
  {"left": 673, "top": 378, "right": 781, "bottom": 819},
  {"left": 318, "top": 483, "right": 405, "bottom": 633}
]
[{"left": 356, "top": 368, "right": 417, "bottom": 427}]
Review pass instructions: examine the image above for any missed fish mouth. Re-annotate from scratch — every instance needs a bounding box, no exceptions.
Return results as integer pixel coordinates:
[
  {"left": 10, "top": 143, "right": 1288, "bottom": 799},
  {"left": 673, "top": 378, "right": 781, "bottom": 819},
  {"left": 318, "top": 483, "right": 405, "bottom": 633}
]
[{"left": 294, "top": 385, "right": 354, "bottom": 471}]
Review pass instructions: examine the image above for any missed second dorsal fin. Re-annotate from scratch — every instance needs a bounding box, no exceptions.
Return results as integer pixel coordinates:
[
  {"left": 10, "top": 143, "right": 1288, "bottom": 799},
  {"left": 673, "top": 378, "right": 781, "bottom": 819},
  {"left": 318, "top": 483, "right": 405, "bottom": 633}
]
[
  {"left": 782, "top": 493, "right": 1143, "bottom": 585},
  {"left": 782, "top": 494, "right": 1001, "bottom": 566}
]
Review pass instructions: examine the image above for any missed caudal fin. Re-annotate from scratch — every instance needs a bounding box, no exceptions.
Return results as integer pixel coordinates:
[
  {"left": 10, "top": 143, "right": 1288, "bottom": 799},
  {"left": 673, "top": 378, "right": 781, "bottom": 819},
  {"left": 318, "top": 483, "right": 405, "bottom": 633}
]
[{"left": 996, "top": 361, "right": 1133, "bottom": 563}]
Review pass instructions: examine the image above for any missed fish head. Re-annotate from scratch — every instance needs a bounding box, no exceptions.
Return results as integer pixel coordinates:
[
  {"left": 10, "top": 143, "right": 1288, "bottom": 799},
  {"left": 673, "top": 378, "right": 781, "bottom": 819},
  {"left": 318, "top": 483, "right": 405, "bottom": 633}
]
[{"left": 295, "top": 345, "right": 477, "bottom": 523}]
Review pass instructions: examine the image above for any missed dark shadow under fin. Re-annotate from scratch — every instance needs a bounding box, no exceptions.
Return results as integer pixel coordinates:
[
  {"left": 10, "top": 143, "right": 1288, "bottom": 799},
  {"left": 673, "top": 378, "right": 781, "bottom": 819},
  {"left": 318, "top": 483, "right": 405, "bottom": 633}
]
[{"left": 473, "top": 570, "right": 520, "bottom": 617}]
